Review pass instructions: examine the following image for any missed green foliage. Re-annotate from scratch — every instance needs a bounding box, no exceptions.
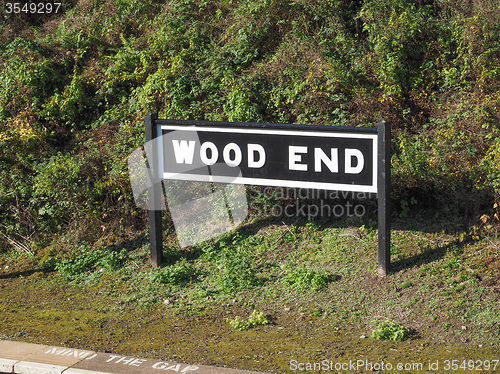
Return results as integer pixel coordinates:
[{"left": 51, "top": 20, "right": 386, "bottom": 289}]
[
  {"left": 482, "top": 137, "right": 500, "bottom": 195},
  {"left": 214, "top": 244, "right": 260, "bottom": 293},
  {"left": 394, "top": 133, "right": 432, "bottom": 180},
  {"left": 0, "top": 38, "right": 62, "bottom": 121},
  {"left": 224, "top": 83, "right": 262, "bottom": 122},
  {"left": 41, "top": 73, "right": 87, "bottom": 126},
  {"left": 283, "top": 267, "right": 336, "bottom": 292},
  {"left": 150, "top": 259, "right": 198, "bottom": 287},
  {"left": 199, "top": 233, "right": 261, "bottom": 293},
  {"left": 360, "top": 0, "right": 435, "bottom": 96},
  {"left": 55, "top": 244, "right": 129, "bottom": 280},
  {"left": 1, "top": 0, "right": 500, "bottom": 254},
  {"left": 31, "top": 154, "right": 90, "bottom": 231},
  {"left": 371, "top": 320, "right": 410, "bottom": 341},
  {"left": 228, "top": 310, "right": 270, "bottom": 331},
  {"left": 55, "top": 22, "right": 93, "bottom": 54}
]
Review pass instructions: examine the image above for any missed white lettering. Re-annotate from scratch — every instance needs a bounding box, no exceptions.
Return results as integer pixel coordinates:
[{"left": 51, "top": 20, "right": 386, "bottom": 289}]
[
  {"left": 45, "top": 348, "right": 57, "bottom": 354},
  {"left": 222, "top": 143, "right": 242, "bottom": 167},
  {"left": 314, "top": 148, "right": 338, "bottom": 173},
  {"left": 165, "top": 363, "right": 181, "bottom": 371},
  {"left": 200, "top": 142, "right": 218, "bottom": 165},
  {"left": 152, "top": 362, "right": 199, "bottom": 371},
  {"left": 47, "top": 348, "right": 69, "bottom": 356},
  {"left": 59, "top": 350, "right": 93, "bottom": 358},
  {"left": 130, "top": 358, "right": 146, "bottom": 367},
  {"left": 289, "top": 146, "right": 308, "bottom": 171},
  {"left": 46, "top": 351, "right": 94, "bottom": 360},
  {"left": 106, "top": 355, "right": 121, "bottom": 363},
  {"left": 345, "top": 148, "right": 364, "bottom": 174},
  {"left": 172, "top": 140, "right": 196, "bottom": 164},
  {"left": 153, "top": 362, "right": 168, "bottom": 369},
  {"left": 116, "top": 357, "right": 134, "bottom": 365},
  {"left": 247, "top": 143, "right": 266, "bottom": 168}
]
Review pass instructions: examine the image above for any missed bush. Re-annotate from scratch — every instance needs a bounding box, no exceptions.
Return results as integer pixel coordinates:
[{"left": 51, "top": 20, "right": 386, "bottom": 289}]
[
  {"left": 41, "top": 73, "right": 87, "bottom": 127},
  {"left": 481, "top": 137, "right": 500, "bottom": 196},
  {"left": 1, "top": 0, "right": 500, "bottom": 259},
  {"left": 0, "top": 38, "right": 62, "bottom": 121},
  {"left": 31, "top": 154, "right": 88, "bottom": 232},
  {"left": 359, "top": 0, "right": 435, "bottom": 97}
]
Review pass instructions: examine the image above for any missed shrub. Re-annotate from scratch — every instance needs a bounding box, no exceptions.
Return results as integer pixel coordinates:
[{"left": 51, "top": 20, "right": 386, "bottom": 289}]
[
  {"left": 1, "top": 0, "right": 500, "bottom": 262},
  {"left": 359, "top": 0, "right": 435, "bottom": 97},
  {"left": 481, "top": 137, "right": 500, "bottom": 196},
  {"left": 41, "top": 73, "right": 87, "bottom": 126},
  {"left": 0, "top": 38, "right": 61, "bottom": 121},
  {"left": 31, "top": 154, "right": 88, "bottom": 232}
]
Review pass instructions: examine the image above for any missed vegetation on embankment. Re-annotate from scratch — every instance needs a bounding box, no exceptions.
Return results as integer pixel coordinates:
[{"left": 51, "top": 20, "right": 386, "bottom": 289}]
[
  {"left": 1, "top": 1, "right": 500, "bottom": 371},
  {"left": 1, "top": 0, "right": 500, "bottom": 252}
]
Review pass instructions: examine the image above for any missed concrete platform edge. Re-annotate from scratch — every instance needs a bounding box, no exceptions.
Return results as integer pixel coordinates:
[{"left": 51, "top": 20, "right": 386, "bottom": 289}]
[{"left": 0, "top": 340, "right": 267, "bottom": 374}]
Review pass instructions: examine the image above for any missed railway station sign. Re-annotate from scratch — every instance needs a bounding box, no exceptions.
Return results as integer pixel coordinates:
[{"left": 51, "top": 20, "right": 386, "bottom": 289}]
[
  {"left": 142, "top": 114, "right": 391, "bottom": 276},
  {"left": 157, "top": 125, "right": 378, "bottom": 193}
]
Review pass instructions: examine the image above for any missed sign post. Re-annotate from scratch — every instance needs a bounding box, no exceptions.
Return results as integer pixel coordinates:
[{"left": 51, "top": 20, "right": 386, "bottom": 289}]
[
  {"left": 377, "top": 120, "right": 391, "bottom": 276},
  {"left": 145, "top": 112, "right": 163, "bottom": 267},
  {"left": 143, "top": 113, "right": 391, "bottom": 274}
]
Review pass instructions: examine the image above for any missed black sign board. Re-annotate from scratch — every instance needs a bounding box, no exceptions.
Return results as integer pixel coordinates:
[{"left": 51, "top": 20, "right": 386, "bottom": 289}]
[
  {"left": 157, "top": 125, "right": 377, "bottom": 193},
  {"left": 145, "top": 114, "right": 391, "bottom": 276}
]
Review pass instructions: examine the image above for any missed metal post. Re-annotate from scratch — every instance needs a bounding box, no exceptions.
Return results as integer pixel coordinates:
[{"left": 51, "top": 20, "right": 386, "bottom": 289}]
[
  {"left": 377, "top": 119, "right": 391, "bottom": 276},
  {"left": 145, "top": 112, "right": 163, "bottom": 267}
]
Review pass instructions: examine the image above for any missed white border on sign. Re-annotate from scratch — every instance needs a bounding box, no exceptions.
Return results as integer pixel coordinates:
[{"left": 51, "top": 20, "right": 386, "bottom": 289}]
[{"left": 157, "top": 125, "right": 378, "bottom": 193}]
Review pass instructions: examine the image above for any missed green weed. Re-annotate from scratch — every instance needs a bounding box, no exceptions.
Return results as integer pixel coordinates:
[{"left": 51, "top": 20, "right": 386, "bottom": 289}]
[
  {"left": 55, "top": 244, "right": 129, "bottom": 281},
  {"left": 371, "top": 320, "right": 410, "bottom": 341},
  {"left": 214, "top": 245, "right": 260, "bottom": 293},
  {"left": 283, "top": 267, "right": 337, "bottom": 292},
  {"left": 150, "top": 259, "right": 198, "bottom": 287},
  {"left": 228, "top": 310, "right": 270, "bottom": 331}
]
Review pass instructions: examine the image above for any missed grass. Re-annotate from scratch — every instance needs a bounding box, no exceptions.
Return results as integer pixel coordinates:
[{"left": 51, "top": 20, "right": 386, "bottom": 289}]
[{"left": 1, "top": 213, "right": 500, "bottom": 372}]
